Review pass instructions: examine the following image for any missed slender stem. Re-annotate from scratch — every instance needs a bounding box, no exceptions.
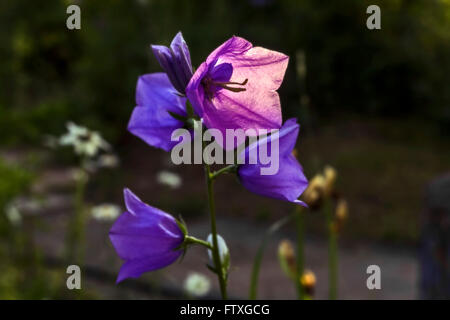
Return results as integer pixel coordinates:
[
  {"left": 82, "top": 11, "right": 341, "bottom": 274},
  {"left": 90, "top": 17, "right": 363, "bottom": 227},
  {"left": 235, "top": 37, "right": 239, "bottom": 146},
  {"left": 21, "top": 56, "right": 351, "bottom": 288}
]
[
  {"left": 204, "top": 163, "right": 228, "bottom": 299},
  {"left": 66, "top": 169, "right": 87, "bottom": 266},
  {"left": 296, "top": 207, "right": 305, "bottom": 300},
  {"left": 249, "top": 213, "right": 295, "bottom": 299},
  {"left": 325, "top": 199, "right": 338, "bottom": 300},
  {"left": 185, "top": 235, "right": 213, "bottom": 249}
]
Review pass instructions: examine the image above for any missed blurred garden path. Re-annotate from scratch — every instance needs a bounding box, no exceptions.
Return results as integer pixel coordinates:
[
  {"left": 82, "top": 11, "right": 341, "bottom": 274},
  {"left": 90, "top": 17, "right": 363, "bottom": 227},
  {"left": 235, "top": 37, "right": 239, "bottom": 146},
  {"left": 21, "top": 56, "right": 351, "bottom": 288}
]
[{"left": 2, "top": 150, "right": 418, "bottom": 299}]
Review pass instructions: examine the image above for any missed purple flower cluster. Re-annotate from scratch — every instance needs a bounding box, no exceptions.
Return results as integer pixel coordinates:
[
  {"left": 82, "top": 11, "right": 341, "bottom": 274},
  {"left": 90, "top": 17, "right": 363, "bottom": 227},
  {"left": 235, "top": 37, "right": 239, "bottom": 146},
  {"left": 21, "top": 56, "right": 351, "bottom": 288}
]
[{"left": 110, "top": 33, "right": 308, "bottom": 282}]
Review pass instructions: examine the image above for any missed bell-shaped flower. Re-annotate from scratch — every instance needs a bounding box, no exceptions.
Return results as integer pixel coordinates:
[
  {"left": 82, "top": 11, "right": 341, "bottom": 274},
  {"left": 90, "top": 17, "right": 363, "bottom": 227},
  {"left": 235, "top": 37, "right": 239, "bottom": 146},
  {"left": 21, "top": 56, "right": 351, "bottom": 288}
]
[
  {"left": 151, "top": 32, "right": 194, "bottom": 95},
  {"left": 186, "top": 36, "right": 289, "bottom": 149},
  {"left": 109, "top": 188, "right": 185, "bottom": 283},
  {"left": 128, "top": 73, "right": 187, "bottom": 152},
  {"left": 237, "top": 118, "right": 308, "bottom": 206}
]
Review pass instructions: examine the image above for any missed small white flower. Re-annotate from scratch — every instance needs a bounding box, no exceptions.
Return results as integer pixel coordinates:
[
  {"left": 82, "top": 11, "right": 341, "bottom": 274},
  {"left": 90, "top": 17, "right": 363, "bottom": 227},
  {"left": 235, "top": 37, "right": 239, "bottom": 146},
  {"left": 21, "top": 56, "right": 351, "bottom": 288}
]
[
  {"left": 59, "top": 122, "right": 110, "bottom": 158},
  {"left": 5, "top": 203, "right": 22, "bottom": 226},
  {"left": 157, "top": 171, "right": 182, "bottom": 189},
  {"left": 59, "top": 122, "right": 88, "bottom": 146},
  {"left": 91, "top": 204, "right": 121, "bottom": 222},
  {"left": 183, "top": 272, "right": 211, "bottom": 297},
  {"left": 206, "top": 234, "right": 230, "bottom": 271}
]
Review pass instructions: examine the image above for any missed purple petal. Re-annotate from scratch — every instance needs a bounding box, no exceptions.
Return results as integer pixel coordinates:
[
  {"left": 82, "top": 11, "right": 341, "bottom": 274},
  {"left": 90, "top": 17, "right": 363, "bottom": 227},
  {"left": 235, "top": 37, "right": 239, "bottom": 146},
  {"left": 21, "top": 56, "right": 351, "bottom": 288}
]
[
  {"left": 238, "top": 119, "right": 308, "bottom": 204},
  {"left": 186, "top": 36, "right": 289, "bottom": 149},
  {"left": 128, "top": 73, "right": 188, "bottom": 152},
  {"left": 240, "top": 118, "right": 300, "bottom": 163},
  {"left": 186, "top": 62, "right": 209, "bottom": 118},
  {"left": 238, "top": 154, "right": 308, "bottom": 204},
  {"left": 122, "top": 188, "right": 182, "bottom": 238},
  {"left": 210, "top": 63, "right": 233, "bottom": 83},
  {"left": 205, "top": 36, "right": 253, "bottom": 66},
  {"left": 116, "top": 251, "right": 181, "bottom": 283}
]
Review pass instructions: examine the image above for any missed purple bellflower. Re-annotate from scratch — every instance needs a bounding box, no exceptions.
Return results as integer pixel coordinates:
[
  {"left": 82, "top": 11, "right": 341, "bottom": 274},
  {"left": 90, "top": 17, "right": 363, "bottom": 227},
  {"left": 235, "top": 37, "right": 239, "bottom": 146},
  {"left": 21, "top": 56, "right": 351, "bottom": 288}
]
[
  {"left": 109, "top": 188, "right": 184, "bottom": 283},
  {"left": 152, "top": 32, "right": 194, "bottom": 95},
  {"left": 128, "top": 73, "right": 187, "bottom": 152},
  {"left": 186, "top": 36, "right": 289, "bottom": 149},
  {"left": 238, "top": 118, "right": 308, "bottom": 206}
]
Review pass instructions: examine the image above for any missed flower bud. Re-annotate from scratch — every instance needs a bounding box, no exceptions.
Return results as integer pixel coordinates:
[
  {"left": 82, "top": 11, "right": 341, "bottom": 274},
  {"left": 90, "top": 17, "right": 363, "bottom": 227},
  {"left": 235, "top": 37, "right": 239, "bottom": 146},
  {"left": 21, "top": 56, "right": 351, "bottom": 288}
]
[
  {"left": 300, "top": 270, "right": 316, "bottom": 297},
  {"left": 335, "top": 199, "right": 348, "bottom": 223},
  {"left": 278, "top": 240, "right": 297, "bottom": 279},
  {"left": 206, "top": 234, "right": 230, "bottom": 272},
  {"left": 151, "top": 32, "right": 193, "bottom": 95},
  {"left": 323, "top": 165, "right": 337, "bottom": 197},
  {"left": 302, "top": 174, "right": 325, "bottom": 206}
]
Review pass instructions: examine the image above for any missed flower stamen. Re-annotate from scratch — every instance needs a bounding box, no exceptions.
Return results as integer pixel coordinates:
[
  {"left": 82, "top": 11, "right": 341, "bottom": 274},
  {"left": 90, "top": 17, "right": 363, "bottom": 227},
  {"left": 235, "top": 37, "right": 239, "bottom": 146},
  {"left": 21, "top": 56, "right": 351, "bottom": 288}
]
[{"left": 203, "top": 77, "right": 248, "bottom": 99}]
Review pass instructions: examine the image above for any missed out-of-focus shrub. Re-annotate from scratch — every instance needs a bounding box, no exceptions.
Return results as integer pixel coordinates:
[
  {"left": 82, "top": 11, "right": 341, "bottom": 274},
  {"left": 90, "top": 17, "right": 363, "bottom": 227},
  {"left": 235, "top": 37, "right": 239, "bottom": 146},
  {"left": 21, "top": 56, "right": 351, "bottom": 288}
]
[{"left": 1, "top": 0, "right": 449, "bottom": 145}]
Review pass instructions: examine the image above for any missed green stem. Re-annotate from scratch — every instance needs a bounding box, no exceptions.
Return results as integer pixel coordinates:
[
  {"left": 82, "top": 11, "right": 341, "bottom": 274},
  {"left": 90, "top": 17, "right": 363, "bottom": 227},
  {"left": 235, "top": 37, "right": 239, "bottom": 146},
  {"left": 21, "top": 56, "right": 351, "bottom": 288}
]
[
  {"left": 185, "top": 235, "right": 213, "bottom": 249},
  {"left": 249, "top": 213, "right": 295, "bottom": 299},
  {"left": 204, "top": 163, "right": 228, "bottom": 299},
  {"left": 296, "top": 207, "right": 305, "bottom": 300},
  {"left": 66, "top": 169, "right": 87, "bottom": 266},
  {"left": 325, "top": 199, "right": 338, "bottom": 300}
]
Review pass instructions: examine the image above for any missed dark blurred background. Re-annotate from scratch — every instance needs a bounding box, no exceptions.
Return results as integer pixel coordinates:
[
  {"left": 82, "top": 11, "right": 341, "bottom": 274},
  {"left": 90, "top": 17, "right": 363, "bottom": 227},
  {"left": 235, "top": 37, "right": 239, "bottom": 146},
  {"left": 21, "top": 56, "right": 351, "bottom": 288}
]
[{"left": 0, "top": 0, "right": 449, "bottom": 299}]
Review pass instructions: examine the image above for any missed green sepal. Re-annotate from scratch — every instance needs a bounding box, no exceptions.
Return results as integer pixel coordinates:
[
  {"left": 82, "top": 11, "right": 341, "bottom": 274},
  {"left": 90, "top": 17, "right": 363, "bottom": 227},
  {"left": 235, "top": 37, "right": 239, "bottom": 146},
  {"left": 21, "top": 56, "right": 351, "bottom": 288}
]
[
  {"left": 186, "top": 100, "right": 195, "bottom": 118},
  {"left": 176, "top": 215, "right": 188, "bottom": 237},
  {"left": 168, "top": 111, "right": 188, "bottom": 122},
  {"left": 173, "top": 216, "right": 188, "bottom": 253}
]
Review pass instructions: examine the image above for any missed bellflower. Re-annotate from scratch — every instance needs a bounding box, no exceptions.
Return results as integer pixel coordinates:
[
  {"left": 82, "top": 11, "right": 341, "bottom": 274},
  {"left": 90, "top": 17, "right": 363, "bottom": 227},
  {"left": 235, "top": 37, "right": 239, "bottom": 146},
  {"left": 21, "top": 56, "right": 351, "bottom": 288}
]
[
  {"left": 238, "top": 118, "right": 308, "bottom": 206},
  {"left": 186, "top": 36, "right": 289, "bottom": 148},
  {"left": 109, "top": 188, "right": 184, "bottom": 283},
  {"left": 151, "top": 32, "right": 194, "bottom": 95},
  {"left": 128, "top": 73, "right": 187, "bottom": 152}
]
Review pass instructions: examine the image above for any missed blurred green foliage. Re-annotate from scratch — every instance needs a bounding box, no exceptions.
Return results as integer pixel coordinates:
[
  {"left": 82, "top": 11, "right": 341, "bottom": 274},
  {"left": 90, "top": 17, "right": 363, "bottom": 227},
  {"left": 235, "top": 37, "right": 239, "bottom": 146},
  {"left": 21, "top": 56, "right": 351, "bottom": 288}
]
[
  {"left": 0, "top": 0, "right": 449, "bottom": 145},
  {"left": 0, "top": 158, "right": 33, "bottom": 213}
]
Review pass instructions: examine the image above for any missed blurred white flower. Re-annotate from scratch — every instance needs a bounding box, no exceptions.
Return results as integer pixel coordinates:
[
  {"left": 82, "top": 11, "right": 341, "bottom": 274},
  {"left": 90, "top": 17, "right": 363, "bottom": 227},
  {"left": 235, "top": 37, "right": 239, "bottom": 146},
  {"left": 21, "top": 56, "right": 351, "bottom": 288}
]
[
  {"left": 59, "top": 122, "right": 88, "bottom": 145},
  {"left": 157, "top": 171, "right": 182, "bottom": 189},
  {"left": 206, "top": 234, "right": 230, "bottom": 271},
  {"left": 183, "top": 272, "right": 211, "bottom": 297},
  {"left": 91, "top": 204, "right": 121, "bottom": 222},
  {"left": 5, "top": 203, "right": 22, "bottom": 226},
  {"left": 59, "top": 122, "right": 110, "bottom": 158},
  {"left": 97, "top": 154, "right": 120, "bottom": 168}
]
